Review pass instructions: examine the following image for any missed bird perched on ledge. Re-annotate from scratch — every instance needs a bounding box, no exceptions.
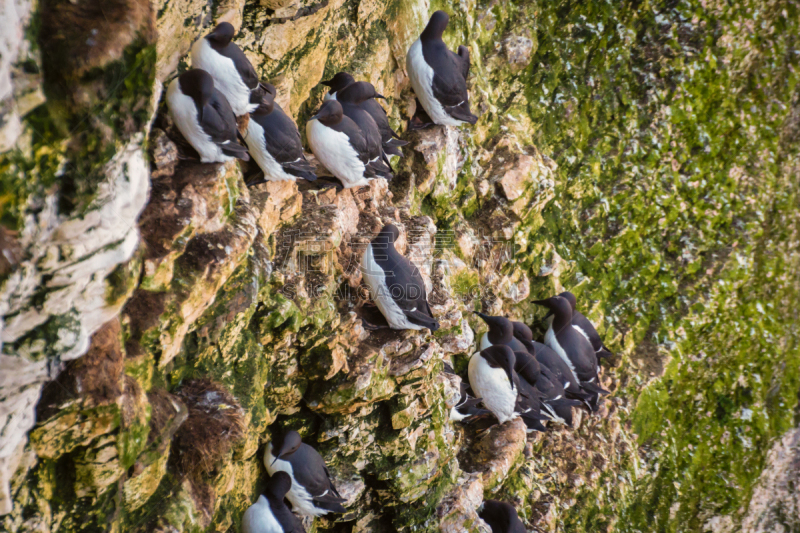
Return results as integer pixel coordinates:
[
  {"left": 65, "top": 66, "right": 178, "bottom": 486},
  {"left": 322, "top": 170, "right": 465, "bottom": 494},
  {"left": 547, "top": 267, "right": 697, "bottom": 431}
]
[
  {"left": 243, "top": 83, "right": 317, "bottom": 185},
  {"left": 191, "top": 22, "right": 264, "bottom": 116},
  {"left": 406, "top": 11, "right": 478, "bottom": 129},
  {"left": 361, "top": 224, "right": 439, "bottom": 332},
  {"left": 242, "top": 472, "right": 306, "bottom": 533},
  {"left": 166, "top": 69, "right": 249, "bottom": 163},
  {"left": 264, "top": 431, "right": 346, "bottom": 517}
]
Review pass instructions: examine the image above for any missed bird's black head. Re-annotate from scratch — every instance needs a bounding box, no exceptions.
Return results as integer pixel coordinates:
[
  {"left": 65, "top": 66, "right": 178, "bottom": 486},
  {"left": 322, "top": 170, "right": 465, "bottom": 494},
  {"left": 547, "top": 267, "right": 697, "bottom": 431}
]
[
  {"left": 179, "top": 69, "right": 215, "bottom": 108},
  {"left": 321, "top": 72, "right": 356, "bottom": 93},
  {"left": 265, "top": 471, "right": 292, "bottom": 499},
  {"left": 481, "top": 345, "right": 516, "bottom": 373},
  {"left": 337, "top": 81, "right": 385, "bottom": 105},
  {"left": 533, "top": 296, "right": 572, "bottom": 328},
  {"left": 511, "top": 321, "right": 533, "bottom": 343},
  {"left": 207, "top": 22, "right": 235, "bottom": 47},
  {"left": 310, "top": 99, "right": 343, "bottom": 126},
  {"left": 374, "top": 224, "right": 400, "bottom": 246},
  {"left": 558, "top": 291, "right": 577, "bottom": 313},
  {"left": 479, "top": 499, "right": 520, "bottom": 532},
  {"left": 252, "top": 82, "right": 277, "bottom": 115},
  {"left": 421, "top": 10, "right": 450, "bottom": 41},
  {"left": 474, "top": 312, "right": 514, "bottom": 344},
  {"left": 271, "top": 430, "right": 302, "bottom": 465}
]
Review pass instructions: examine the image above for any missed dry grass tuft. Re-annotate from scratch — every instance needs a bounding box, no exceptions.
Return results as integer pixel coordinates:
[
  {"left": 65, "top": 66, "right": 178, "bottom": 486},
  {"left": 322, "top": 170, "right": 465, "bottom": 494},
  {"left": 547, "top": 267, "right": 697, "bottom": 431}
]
[{"left": 170, "top": 379, "right": 245, "bottom": 478}]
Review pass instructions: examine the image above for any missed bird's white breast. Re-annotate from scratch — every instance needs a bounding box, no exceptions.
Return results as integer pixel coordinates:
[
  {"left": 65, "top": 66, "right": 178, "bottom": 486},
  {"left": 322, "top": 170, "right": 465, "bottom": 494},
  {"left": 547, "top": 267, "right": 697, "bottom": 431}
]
[
  {"left": 242, "top": 495, "right": 283, "bottom": 533},
  {"left": 405, "top": 39, "right": 462, "bottom": 127},
  {"left": 468, "top": 352, "right": 517, "bottom": 424},
  {"left": 479, "top": 332, "right": 492, "bottom": 351},
  {"left": 244, "top": 119, "right": 296, "bottom": 181},
  {"left": 306, "top": 120, "right": 370, "bottom": 188},
  {"left": 166, "top": 79, "right": 231, "bottom": 163},
  {"left": 361, "top": 243, "right": 423, "bottom": 330},
  {"left": 544, "top": 325, "right": 577, "bottom": 377},
  {"left": 263, "top": 444, "right": 323, "bottom": 517},
  {"left": 191, "top": 38, "right": 253, "bottom": 116}
]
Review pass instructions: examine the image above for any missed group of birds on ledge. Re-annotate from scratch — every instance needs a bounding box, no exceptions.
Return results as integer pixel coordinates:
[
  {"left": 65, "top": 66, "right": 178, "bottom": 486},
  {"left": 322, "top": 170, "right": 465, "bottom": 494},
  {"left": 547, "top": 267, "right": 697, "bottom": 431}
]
[
  {"left": 242, "top": 228, "right": 613, "bottom": 533},
  {"left": 166, "top": 11, "right": 477, "bottom": 189},
  {"left": 166, "top": 9, "right": 612, "bottom": 533}
]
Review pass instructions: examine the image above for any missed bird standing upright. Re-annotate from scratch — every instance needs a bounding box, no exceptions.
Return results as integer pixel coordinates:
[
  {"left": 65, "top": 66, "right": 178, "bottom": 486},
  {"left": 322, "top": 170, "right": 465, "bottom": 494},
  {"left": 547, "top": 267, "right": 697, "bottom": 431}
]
[
  {"left": 361, "top": 224, "right": 439, "bottom": 332},
  {"left": 166, "top": 69, "right": 249, "bottom": 163},
  {"left": 242, "top": 472, "right": 306, "bottom": 533},
  {"left": 244, "top": 83, "right": 317, "bottom": 184},
  {"left": 406, "top": 11, "right": 478, "bottom": 128},
  {"left": 191, "top": 22, "right": 263, "bottom": 116},
  {"left": 264, "top": 431, "right": 347, "bottom": 517}
]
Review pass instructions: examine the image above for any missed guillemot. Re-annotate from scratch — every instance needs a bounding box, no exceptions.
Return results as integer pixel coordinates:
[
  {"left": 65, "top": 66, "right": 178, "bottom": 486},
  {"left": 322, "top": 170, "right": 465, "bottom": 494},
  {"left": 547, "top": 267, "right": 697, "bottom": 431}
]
[
  {"left": 554, "top": 291, "right": 614, "bottom": 361},
  {"left": 264, "top": 431, "right": 346, "bottom": 517},
  {"left": 468, "top": 345, "right": 520, "bottom": 424},
  {"left": 336, "top": 82, "right": 393, "bottom": 180},
  {"left": 166, "top": 69, "right": 249, "bottom": 163},
  {"left": 190, "top": 22, "right": 262, "bottom": 116},
  {"left": 406, "top": 11, "right": 478, "bottom": 128},
  {"left": 360, "top": 224, "right": 439, "bottom": 332},
  {"left": 244, "top": 83, "right": 317, "bottom": 185},
  {"left": 533, "top": 296, "right": 609, "bottom": 397},
  {"left": 242, "top": 472, "right": 306, "bottom": 533},
  {"left": 306, "top": 100, "right": 380, "bottom": 188}
]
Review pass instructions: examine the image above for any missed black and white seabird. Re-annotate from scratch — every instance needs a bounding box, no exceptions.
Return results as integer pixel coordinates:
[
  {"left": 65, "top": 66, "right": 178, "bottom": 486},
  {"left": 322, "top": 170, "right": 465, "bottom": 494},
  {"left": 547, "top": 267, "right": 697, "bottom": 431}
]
[
  {"left": 191, "top": 22, "right": 262, "bottom": 116},
  {"left": 244, "top": 83, "right": 317, "bottom": 185},
  {"left": 468, "top": 345, "right": 520, "bottom": 424},
  {"left": 329, "top": 78, "right": 408, "bottom": 158},
  {"left": 264, "top": 431, "right": 347, "bottom": 517},
  {"left": 479, "top": 500, "right": 527, "bottom": 533},
  {"left": 166, "top": 69, "right": 250, "bottom": 163},
  {"left": 321, "top": 72, "right": 355, "bottom": 101},
  {"left": 335, "top": 82, "right": 393, "bottom": 180},
  {"left": 307, "top": 100, "right": 386, "bottom": 188},
  {"left": 242, "top": 472, "right": 306, "bottom": 533},
  {"left": 360, "top": 224, "right": 439, "bottom": 332},
  {"left": 553, "top": 291, "right": 614, "bottom": 360},
  {"left": 514, "top": 350, "right": 581, "bottom": 426},
  {"left": 533, "top": 296, "right": 609, "bottom": 396},
  {"left": 406, "top": 11, "right": 478, "bottom": 128}
]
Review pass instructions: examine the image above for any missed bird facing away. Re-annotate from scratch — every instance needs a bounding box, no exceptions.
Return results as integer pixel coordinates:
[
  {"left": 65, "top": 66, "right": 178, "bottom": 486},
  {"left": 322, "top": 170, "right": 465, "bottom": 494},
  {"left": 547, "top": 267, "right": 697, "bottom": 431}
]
[
  {"left": 479, "top": 500, "right": 527, "bottom": 533},
  {"left": 475, "top": 312, "right": 529, "bottom": 354},
  {"left": 166, "top": 69, "right": 249, "bottom": 163},
  {"left": 307, "top": 99, "right": 384, "bottom": 188},
  {"left": 263, "top": 431, "right": 347, "bottom": 517},
  {"left": 242, "top": 472, "right": 306, "bottom": 533},
  {"left": 361, "top": 224, "right": 439, "bottom": 332},
  {"left": 406, "top": 11, "right": 478, "bottom": 128},
  {"left": 191, "top": 22, "right": 261, "bottom": 116},
  {"left": 468, "top": 345, "right": 520, "bottom": 424},
  {"left": 244, "top": 83, "right": 317, "bottom": 185}
]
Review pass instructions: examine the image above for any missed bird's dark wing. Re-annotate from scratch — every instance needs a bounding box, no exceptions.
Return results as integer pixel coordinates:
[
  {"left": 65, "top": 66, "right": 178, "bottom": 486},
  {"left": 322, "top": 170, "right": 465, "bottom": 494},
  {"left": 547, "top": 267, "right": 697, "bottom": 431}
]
[
  {"left": 224, "top": 42, "right": 259, "bottom": 90},
  {"left": 555, "top": 329, "right": 598, "bottom": 381},
  {"left": 381, "top": 253, "right": 438, "bottom": 330},
  {"left": 205, "top": 92, "right": 249, "bottom": 160},
  {"left": 293, "top": 446, "right": 346, "bottom": 513},
  {"left": 573, "top": 311, "right": 613, "bottom": 357}
]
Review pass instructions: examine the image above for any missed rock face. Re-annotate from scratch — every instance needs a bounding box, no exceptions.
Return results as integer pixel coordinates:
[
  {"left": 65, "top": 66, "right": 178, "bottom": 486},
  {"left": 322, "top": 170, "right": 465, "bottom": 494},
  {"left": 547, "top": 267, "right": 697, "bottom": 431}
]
[{"left": 2, "top": 0, "right": 800, "bottom": 532}]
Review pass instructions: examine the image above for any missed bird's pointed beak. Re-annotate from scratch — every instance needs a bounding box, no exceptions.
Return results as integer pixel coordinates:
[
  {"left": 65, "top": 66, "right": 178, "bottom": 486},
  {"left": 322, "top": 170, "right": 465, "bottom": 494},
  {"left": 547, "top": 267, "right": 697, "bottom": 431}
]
[
  {"left": 532, "top": 299, "right": 551, "bottom": 307},
  {"left": 321, "top": 79, "right": 334, "bottom": 87},
  {"left": 310, "top": 113, "right": 321, "bottom": 121},
  {"left": 375, "top": 94, "right": 386, "bottom": 100}
]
